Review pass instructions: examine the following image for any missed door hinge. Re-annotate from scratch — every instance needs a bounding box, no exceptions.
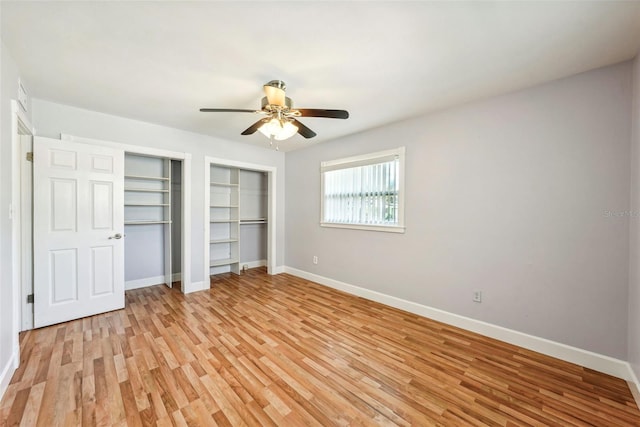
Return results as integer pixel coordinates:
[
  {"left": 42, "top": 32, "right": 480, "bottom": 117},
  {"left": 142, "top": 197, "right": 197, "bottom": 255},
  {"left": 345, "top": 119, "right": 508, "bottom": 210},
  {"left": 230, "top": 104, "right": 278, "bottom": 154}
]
[
  {"left": 26, "top": 294, "right": 34, "bottom": 304},
  {"left": 26, "top": 152, "right": 33, "bottom": 162}
]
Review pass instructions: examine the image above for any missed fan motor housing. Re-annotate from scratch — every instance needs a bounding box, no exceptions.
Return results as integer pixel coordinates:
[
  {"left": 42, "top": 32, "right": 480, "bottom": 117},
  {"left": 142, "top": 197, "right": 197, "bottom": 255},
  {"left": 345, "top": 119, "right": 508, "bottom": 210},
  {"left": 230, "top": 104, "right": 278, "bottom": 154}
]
[
  {"left": 262, "top": 96, "right": 293, "bottom": 110},
  {"left": 264, "top": 80, "right": 286, "bottom": 91}
]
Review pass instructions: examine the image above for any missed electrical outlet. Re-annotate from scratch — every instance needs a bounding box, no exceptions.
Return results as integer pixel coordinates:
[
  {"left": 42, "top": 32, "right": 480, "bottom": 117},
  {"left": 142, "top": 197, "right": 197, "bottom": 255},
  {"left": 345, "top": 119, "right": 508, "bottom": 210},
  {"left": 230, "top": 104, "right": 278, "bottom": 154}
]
[
  {"left": 473, "top": 291, "right": 482, "bottom": 303},
  {"left": 313, "top": 256, "right": 318, "bottom": 265}
]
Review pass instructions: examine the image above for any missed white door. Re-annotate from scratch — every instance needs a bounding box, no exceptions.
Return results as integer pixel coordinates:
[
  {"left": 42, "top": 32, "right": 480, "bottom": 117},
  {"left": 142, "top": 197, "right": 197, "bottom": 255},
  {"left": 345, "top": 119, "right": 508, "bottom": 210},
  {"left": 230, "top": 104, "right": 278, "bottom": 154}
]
[{"left": 33, "top": 137, "right": 124, "bottom": 328}]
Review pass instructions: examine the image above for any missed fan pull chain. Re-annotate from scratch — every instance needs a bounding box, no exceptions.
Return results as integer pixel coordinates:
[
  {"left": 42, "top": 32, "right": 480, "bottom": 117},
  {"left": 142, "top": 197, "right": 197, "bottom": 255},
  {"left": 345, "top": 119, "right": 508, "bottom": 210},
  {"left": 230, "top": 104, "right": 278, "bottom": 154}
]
[{"left": 268, "top": 134, "right": 279, "bottom": 151}]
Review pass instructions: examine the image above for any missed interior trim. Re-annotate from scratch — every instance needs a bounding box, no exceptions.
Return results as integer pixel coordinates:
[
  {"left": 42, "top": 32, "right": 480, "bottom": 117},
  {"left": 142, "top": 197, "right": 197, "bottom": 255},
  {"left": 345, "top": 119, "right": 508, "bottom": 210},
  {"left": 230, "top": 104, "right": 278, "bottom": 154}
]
[{"left": 0, "top": 350, "right": 18, "bottom": 401}]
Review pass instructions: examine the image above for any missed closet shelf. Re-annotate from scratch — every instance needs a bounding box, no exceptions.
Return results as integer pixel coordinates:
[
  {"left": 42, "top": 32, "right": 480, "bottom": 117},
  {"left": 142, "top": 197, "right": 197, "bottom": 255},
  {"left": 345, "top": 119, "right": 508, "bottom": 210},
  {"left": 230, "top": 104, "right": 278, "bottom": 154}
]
[
  {"left": 210, "top": 219, "right": 239, "bottom": 223},
  {"left": 125, "top": 175, "right": 170, "bottom": 181},
  {"left": 125, "top": 203, "right": 170, "bottom": 207},
  {"left": 210, "top": 205, "right": 239, "bottom": 208},
  {"left": 210, "top": 239, "right": 238, "bottom": 244},
  {"left": 210, "top": 258, "right": 239, "bottom": 267},
  {"left": 125, "top": 220, "right": 172, "bottom": 225},
  {"left": 125, "top": 187, "right": 169, "bottom": 193}
]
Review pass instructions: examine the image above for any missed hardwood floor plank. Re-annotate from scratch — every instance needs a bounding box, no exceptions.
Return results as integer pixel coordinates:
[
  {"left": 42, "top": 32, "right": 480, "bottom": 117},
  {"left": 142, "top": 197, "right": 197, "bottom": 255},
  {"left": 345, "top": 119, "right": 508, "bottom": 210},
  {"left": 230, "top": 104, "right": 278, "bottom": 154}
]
[
  {"left": 2, "top": 268, "right": 640, "bottom": 426},
  {"left": 119, "top": 380, "right": 143, "bottom": 427},
  {"left": 4, "top": 387, "right": 30, "bottom": 426},
  {"left": 179, "top": 363, "right": 222, "bottom": 415}
]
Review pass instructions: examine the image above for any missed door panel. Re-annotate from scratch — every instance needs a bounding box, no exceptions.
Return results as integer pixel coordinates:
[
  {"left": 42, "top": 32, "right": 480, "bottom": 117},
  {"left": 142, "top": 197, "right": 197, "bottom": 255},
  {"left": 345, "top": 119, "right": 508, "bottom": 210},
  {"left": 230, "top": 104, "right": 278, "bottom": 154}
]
[
  {"left": 49, "top": 149, "right": 77, "bottom": 169},
  {"left": 50, "top": 249, "right": 78, "bottom": 303},
  {"left": 34, "top": 136, "right": 124, "bottom": 328},
  {"left": 91, "top": 181, "right": 113, "bottom": 229},
  {"left": 50, "top": 178, "right": 77, "bottom": 231},
  {"left": 91, "top": 154, "right": 113, "bottom": 173},
  {"left": 91, "top": 245, "right": 114, "bottom": 296}
]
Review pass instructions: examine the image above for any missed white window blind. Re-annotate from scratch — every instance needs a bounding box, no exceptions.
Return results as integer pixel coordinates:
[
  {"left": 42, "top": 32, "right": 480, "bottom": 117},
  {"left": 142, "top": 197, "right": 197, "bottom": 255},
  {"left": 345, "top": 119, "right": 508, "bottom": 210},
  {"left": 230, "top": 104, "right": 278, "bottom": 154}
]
[{"left": 321, "top": 147, "right": 405, "bottom": 233}]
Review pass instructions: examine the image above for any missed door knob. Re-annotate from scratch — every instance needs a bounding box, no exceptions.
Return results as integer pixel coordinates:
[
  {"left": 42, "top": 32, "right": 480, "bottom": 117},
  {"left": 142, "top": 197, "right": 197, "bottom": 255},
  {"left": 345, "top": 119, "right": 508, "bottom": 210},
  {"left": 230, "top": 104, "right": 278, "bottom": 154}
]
[{"left": 109, "top": 233, "right": 123, "bottom": 240}]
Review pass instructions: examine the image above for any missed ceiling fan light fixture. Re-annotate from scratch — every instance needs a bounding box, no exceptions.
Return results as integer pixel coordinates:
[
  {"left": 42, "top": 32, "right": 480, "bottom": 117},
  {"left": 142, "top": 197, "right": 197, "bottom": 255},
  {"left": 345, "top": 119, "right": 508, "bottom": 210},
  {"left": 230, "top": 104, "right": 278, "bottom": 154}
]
[
  {"left": 200, "top": 79, "right": 349, "bottom": 144},
  {"left": 258, "top": 118, "right": 298, "bottom": 141}
]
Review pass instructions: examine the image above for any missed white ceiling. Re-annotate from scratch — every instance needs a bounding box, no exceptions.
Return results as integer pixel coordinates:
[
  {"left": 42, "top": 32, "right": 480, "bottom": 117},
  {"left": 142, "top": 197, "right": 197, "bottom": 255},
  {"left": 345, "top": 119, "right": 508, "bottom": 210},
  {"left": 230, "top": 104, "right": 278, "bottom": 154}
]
[{"left": 3, "top": 1, "right": 640, "bottom": 152}]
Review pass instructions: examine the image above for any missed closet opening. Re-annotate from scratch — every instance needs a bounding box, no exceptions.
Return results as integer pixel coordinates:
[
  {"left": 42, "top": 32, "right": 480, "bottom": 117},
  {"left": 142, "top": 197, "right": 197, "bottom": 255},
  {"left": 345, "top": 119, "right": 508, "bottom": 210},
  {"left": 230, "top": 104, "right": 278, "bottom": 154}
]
[
  {"left": 124, "top": 154, "right": 183, "bottom": 290},
  {"left": 204, "top": 157, "right": 277, "bottom": 282}
]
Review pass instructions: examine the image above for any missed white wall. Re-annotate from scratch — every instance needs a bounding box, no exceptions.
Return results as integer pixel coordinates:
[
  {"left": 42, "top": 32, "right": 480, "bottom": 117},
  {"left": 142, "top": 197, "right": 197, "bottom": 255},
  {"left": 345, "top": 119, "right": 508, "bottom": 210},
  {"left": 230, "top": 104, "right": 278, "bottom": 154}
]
[
  {"left": 286, "top": 61, "right": 632, "bottom": 359},
  {"left": 629, "top": 53, "right": 640, "bottom": 380},
  {"left": 32, "top": 98, "right": 286, "bottom": 288},
  {"left": 0, "top": 40, "right": 31, "bottom": 397}
]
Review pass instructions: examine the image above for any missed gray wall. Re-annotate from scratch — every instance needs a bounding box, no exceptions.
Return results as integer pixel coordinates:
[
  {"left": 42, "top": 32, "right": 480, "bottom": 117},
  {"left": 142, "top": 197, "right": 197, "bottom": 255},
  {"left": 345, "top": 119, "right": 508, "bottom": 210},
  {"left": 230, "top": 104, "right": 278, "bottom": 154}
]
[
  {"left": 0, "top": 40, "right": 32, "bottom": 390},
  {"left": 285, "top": 62, "right": 632, "bottom": 359},
  {"left": 32, "top": 98, "right": 286, "bottom": 286},
  {"left": 240, "top": 169, "right": 267, "bottom": 264},
  {"left": 124, "top": 224, "right": 165, "bottom": 281},
  {"left": 629, "top": 53, "right": 640, "bottom": 379},
  {"left": 240, "top": 224, "right": 267, "bottom": 264}
]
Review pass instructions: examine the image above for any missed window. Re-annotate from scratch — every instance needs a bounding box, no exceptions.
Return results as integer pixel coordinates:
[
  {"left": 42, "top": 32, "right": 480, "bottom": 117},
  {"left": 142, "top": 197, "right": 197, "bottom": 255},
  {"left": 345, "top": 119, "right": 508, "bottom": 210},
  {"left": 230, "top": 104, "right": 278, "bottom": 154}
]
[{"left": 321, "top": 147, "right": 405, "bottom": 233}]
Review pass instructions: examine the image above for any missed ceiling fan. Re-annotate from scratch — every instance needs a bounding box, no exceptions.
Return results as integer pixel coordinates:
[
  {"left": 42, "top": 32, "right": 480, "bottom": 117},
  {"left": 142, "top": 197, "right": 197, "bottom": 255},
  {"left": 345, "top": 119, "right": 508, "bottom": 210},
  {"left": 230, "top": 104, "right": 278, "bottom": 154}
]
[{"left": 200, "top": 80, "right": 349, "bottom": 145}]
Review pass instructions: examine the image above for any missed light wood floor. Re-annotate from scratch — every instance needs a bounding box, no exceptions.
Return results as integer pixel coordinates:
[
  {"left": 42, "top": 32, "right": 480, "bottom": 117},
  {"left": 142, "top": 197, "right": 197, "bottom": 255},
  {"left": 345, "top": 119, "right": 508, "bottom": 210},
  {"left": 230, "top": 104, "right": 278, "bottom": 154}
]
[{"left": 1, "top": 268, "right": 639, "bottom": 426}]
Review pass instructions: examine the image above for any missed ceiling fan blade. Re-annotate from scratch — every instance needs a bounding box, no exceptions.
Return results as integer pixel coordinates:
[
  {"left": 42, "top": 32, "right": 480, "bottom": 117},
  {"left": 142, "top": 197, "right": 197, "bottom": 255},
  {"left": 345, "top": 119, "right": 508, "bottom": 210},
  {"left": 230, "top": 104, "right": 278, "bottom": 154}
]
[
  {"left": 297, "top": 109, "right": 349, "bottom": 119},
  {"left": 292, "top": 119, "right": 317, "bottom": 139},
  {"left": 241, "top": 119, "right": 266, "bottom": 135},
  {"left": 200, "top": 108, "right": 256, "bottom": 113}
]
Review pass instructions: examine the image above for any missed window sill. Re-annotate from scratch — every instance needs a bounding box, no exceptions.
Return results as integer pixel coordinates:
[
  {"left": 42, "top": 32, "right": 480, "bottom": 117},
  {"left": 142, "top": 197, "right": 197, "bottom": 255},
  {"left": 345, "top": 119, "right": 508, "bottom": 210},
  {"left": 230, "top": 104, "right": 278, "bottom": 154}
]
[{"left": 320, "top": 222, "right": 406, "bottom": 233}]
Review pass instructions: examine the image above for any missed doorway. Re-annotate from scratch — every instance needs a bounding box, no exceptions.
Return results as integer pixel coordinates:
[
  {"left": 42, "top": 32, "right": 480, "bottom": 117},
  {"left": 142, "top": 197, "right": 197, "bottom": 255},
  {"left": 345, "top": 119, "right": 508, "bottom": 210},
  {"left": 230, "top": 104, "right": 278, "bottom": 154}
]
[
  {"left": 12, "top": 102, "right": 34, "bottom": 335},
  {"left": 123, "top": 154, "right": 183, "bottom": 291},
  {"left": 22, "top": 133, "right": 192, "bottom": 329}
]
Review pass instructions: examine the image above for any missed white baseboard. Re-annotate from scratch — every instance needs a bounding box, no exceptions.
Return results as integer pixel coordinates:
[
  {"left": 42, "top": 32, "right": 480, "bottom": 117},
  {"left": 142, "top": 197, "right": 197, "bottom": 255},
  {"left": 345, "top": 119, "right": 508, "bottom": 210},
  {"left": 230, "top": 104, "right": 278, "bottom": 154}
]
[
  {"left": 183, "top": 280, "right": 207, "bottom": 294},
  {"left": 271, "top": 265, "right": 285, "bottom": 274},
  {"left": 240, "top": 260, "right": 266, "bottom": 270},
  {"left": 0, "top": 350, "right": 18, "bottom": 402},
  {"left": 125, "top": 275, "right": 167, "bottom": 290},
  {"left": 172, "top": 273, "right": 182, "bottom": 282},
  {"left": 626, "top": 365, "right": 640, "bottom": 408},
  {"left": 284, "top": 266, "right": 633, "bottom": 382}
]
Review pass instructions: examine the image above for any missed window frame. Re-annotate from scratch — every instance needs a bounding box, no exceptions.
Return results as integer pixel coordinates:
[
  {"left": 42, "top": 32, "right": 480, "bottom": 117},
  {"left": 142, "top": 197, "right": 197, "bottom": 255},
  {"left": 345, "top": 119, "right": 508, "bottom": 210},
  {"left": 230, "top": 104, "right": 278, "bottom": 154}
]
[{"left": 320, "top": 147, "right": 406, "bottom": 233}]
